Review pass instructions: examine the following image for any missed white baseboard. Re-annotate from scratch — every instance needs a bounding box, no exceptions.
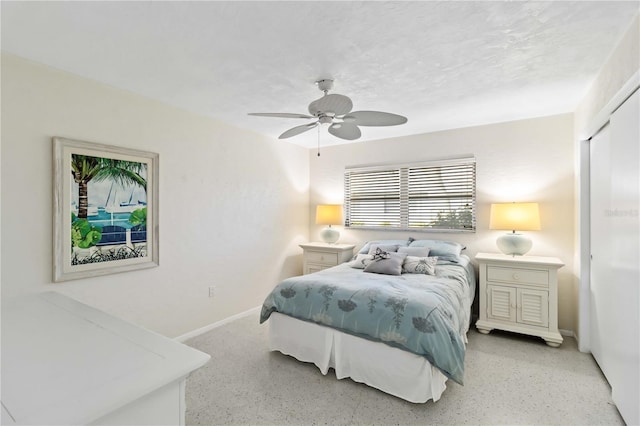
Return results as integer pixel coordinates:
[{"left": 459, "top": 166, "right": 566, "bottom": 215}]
[
  {"left": 174, "top": 305, "right": 261, "bottom": 342},
  {"left": 560, "top": 329, "right": 586, "bottom": 351},
  {"left": 175, "top": 310, "right": 577, "bottom": 344},
  {"left": 559, "top": 328, "right": 575, "bottom": 338}
]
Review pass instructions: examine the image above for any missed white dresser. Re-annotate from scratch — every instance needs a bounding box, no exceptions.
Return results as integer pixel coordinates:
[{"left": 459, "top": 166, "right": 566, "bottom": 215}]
[
  {"left": 299, "top": 242, "right": 355, "bottom": 274},
  {"left": 1, "top": 292, "right": 210, "bottom": 425},
  {"left": 475, "top": 253, "right": 564, "bottom": 347}
]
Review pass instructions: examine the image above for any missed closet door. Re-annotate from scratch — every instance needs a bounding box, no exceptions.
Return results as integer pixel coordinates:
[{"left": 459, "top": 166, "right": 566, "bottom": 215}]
[
  {"left": 607, "top": 88, "right": 639, "bottom": 426},
  {"left": 589, "top": 124, "right": 612, "bottom": 378},
  {"left": 590, "top": 89, "right": 639, "bottom": 426}
]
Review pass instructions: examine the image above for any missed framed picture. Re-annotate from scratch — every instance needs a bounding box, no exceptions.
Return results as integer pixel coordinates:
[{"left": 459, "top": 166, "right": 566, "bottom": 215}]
[{"left": 53, "top": 137, "right": 159, "bottom": 282}]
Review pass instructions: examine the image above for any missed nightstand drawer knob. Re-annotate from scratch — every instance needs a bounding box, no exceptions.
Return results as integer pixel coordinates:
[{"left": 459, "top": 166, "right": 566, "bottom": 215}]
[{"left": 513, "top": 273, "right": 520, "bottom": 280}]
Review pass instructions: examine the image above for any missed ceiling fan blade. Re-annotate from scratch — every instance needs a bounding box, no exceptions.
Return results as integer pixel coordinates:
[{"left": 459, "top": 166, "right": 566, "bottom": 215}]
[
  {"left": 328, "top": 123, "right": 361, "bottom": 140},
  {"left": 248, "top": 112, "right": 314, "bottom": 119},
  {"left": 308, "top": 94, "right": 353, "bottom": 116},
  {"left": 341, "top": 111, "right": 408, "bottom": 126},
  {"left": 279, "top": 122, "right": 319, "bottom": 139}
]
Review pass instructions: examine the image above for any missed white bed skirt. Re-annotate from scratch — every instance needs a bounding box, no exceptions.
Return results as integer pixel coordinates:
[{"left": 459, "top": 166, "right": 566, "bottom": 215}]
[{"left": 268, "top": 312, "right": 448, "bottom": 403}]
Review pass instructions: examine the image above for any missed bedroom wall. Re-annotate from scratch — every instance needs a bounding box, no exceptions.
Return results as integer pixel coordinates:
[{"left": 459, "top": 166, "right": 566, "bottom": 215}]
[
  {"left": 309, "top": 114, "right": 577, "bottom": 333},
  {"left": 575, "top": 13, "right": 639, "bottom": 136},
  {"left": 0, "top": 54, "right": 310, "bottom": 338}
]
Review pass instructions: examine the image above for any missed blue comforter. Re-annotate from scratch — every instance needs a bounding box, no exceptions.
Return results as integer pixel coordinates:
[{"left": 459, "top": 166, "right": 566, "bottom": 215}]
[{"left": 260, "top": 257, "right": 475, "bottom": 385}]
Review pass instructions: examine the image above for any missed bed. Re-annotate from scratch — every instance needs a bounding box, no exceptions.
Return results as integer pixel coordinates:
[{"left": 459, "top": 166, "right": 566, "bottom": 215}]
[{"left": 260, "top": 239, "right": 476, "bottom": 403}]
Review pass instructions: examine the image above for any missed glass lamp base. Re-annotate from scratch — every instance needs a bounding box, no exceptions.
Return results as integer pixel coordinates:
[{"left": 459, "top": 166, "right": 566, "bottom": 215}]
[
  {"left": 496, "top": 233, "right": 532, "bottom": 256},
  {"left": 320, "top": 227, "right": 340, "bottom": 244}
]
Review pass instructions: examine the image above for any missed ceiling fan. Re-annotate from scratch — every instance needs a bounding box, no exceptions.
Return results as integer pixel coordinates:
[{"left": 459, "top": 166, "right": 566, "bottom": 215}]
[{"left": 248, "top": 79, "right": 408, "bottom": 141}]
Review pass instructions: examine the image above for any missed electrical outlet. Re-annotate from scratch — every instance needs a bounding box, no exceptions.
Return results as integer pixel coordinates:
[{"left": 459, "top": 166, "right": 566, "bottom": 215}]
[{"left": 208, "top": 286, "right": 216, "bottom": 298}]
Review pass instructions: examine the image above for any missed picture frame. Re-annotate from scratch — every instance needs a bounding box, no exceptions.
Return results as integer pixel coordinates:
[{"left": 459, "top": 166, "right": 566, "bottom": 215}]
[{"left": 53, "top": 137, "right": 159, "bottom": 282}]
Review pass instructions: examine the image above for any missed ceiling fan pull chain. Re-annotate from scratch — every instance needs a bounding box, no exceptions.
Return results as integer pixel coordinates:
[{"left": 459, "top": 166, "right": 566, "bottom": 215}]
[{"left": 317, "top": 125, "right": 321, "bottom": 157}]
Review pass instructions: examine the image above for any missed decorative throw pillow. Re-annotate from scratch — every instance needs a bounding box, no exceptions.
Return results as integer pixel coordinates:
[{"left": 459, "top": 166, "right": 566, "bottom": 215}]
[
  {"left": 402, "top": 256, "right": 438, "bottom": 275},
  {"left": 367, "top": 244, "right": 400, "bottom": 255},
  {"left": 398, "top": 246, "right": 430, "bottom": 257},
  {"left": 348, "top": 253, "right": 375, "bottom": 269},
  {"left": 363, "top": 251, "right": 407, "bottom": 275}
]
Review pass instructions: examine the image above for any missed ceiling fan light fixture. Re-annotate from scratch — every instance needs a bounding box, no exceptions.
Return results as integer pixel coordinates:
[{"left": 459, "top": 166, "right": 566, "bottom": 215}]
[
  {"left": 248, "top": 79, "right": 407, "bottom": 141},
  {"left": 316, "top": 79, "right": 334, "bottom": 93}
]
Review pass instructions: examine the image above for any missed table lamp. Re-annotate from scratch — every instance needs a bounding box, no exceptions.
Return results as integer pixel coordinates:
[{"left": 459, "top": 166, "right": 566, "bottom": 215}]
[
  {"left": 489, "top": 202, "right": 541, "bottom": 256},
  {"left": 316, "top": 204, "right": 343, "bottom": 244}
]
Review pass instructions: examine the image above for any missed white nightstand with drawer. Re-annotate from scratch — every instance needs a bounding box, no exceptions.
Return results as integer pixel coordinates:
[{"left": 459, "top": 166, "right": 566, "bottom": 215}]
[
  {"left": 475, "top": 252, "right": 564, "bottom": 347},
  {"left": 299, "top": 242, "right": 355, "bottom": 275}
]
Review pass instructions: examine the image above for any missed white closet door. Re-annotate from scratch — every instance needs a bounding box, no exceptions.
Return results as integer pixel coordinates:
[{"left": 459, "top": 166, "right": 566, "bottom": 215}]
[
  {"left": 608, "top": 88, "right": 639, "bottom": 426},
  {"left": 590, "top": 89, "right": 639, "bottom": 426},
  {"left": 589, "top": 124, "right": 612, "bottom": 379}
]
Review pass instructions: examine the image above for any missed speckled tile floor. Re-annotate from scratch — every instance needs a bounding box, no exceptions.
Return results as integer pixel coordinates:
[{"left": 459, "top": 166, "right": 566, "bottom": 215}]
[{"left": 185, "top": 313, "right": 623, "bottom": 425}]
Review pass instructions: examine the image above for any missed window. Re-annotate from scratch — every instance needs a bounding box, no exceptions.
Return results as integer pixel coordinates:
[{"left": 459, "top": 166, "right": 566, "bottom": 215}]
[{"left": 344, "top": 157, "right": 476, "bottom": 232}]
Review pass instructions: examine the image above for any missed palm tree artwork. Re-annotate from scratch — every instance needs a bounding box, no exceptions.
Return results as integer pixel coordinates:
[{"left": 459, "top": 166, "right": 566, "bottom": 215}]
[
  {"left": 69, "top": 154, "right": 148, "bottom": 265},
  {"left": 54, "top": 137, "right": 159, "bottom": 281},
  {"left": 71, "top": 155, "right": 147, "bottom": 219}
]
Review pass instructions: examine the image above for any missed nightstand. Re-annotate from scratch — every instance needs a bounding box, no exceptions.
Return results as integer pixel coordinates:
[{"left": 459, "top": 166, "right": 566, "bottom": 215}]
[
  {"left": 299, "top": 242, "right": 355, "bottom": 275},
  {"left": 475, "top": 252, "right": 564, "bottom": 347}
]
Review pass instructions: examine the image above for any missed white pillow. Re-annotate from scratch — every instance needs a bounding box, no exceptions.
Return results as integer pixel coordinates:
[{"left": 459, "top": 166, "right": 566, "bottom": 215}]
[
  {"left": 348, "top": 253, "right": 375, "bottom": 269},
  {"left": 402, "top": 256, "right": 438, "bottom": 275}
]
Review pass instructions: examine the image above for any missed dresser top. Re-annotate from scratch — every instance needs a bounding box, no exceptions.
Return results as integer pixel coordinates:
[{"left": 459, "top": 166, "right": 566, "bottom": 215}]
[
  {"left": 476, "top": 252, "right": 564, "bottom": 268},
  {"left": 1, "top": 292, "right": 210, "bottom": 425},
  {"left": 299, "top": 242, "right": 355, "bottom": 252}
]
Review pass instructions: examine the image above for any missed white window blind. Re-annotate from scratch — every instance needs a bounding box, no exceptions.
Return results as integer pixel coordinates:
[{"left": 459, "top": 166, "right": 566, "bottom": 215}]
[{"left": 344, "top": 157, "right": 476, "bottom": 232}]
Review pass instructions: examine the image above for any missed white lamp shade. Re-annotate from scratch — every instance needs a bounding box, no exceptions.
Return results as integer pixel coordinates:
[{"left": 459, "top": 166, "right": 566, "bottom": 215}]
[
  {"left": 489, "top": 202, "right": 541, "bottom": 231},
  {"left": 315, "top": 204, "right": 343, "bottom": 225}
]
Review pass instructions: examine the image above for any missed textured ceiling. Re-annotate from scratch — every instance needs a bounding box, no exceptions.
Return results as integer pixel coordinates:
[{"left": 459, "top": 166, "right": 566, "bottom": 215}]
[{"left": 2, "top": 1, "right": 638, "bottom": 148}]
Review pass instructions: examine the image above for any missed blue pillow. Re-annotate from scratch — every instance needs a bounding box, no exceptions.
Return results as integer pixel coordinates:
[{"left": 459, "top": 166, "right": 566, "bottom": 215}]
[
  {"left": 408, "top": 239, "right": 465, "bottom": 263},
  {"left": 358, "top": 239, "right": 412, "bottom": 254},
  {"left": 398, "top": 246, "right": 430, "bottom": 257}
]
